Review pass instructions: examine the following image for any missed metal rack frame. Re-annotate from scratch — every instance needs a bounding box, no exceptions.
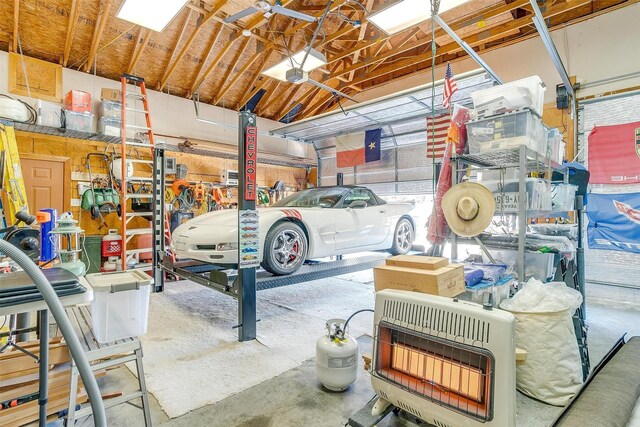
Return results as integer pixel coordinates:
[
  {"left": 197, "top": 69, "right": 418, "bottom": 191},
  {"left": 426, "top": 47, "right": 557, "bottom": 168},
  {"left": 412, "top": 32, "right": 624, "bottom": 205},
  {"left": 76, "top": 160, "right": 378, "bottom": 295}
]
[{"left": 451, "top": 144, "right": 565, "bottom": 281}]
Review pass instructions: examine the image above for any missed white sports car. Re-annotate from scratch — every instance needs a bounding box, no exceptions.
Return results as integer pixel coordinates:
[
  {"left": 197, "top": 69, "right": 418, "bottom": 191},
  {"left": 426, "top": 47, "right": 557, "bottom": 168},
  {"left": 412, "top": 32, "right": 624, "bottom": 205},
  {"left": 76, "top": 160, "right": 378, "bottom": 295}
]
[{"left": 171, "top": 186, "right": 416, "bottom": 275}]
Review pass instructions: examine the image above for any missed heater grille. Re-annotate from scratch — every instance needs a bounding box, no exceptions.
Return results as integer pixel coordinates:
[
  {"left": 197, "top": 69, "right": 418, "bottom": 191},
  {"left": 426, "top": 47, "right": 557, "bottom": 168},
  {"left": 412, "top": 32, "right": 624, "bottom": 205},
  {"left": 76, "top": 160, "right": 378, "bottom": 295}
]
[
  {"left": 381, "top": 299, "right": 491, "bottom": 344},
  {"left": 433, "top": 420, "right": 453, "bottom": 427},
  {"left": 395, "top": 400, "right": 423, "bottom": 419}
]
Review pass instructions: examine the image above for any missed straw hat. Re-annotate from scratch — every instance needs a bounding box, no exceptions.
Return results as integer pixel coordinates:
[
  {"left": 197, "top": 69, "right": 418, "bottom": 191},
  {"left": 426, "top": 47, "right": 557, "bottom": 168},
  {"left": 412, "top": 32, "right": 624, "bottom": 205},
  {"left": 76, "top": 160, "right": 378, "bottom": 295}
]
[{"left": 442, "top": 182, "right": 495, "bottom": 237}]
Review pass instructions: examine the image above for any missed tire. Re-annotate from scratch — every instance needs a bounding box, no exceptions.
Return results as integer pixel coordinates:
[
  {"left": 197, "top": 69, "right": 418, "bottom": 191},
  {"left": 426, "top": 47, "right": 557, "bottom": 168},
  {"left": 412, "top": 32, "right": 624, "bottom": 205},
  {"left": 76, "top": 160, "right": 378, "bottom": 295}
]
[
  {"left": 90, "top": 205, "right": 99, "bottom": 220},
  {"left": 261, "top": 222, "right": 308, "bottom": 276},
  {"left": 388, "top": 218, "right": 414, "bottom": 255}
]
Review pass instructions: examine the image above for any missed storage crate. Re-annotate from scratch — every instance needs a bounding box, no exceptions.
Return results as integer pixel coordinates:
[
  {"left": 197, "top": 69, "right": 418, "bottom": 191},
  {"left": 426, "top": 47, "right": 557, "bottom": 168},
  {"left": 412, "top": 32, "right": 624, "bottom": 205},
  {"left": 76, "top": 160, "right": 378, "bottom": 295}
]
[
  {"left": 98, "top": 117, "right": 121, "bottom": 136},
  {"left": 99, "top": 100, "right": 122, "bottom": 119},
  {"left": 551, "top": 183, "right": 577, "bottom": 211},
  {"left": 472, "top": 75, "right": 546, "bottom": 118},
  {"left": 88, "top": 271, "right": 152, "bottom": 343},
  {"left": 36, "top": 100, "right": 63, "bottom": 127},
  {"left": 547, "top": 128, "right": 565, "bottom": 164},
  {"left": 464, "top": 276, "right": 514, "bottom": 307},
  {"left": 467, "top": 109, "right": 547, "bottom": 157},
  {"left": 64, "top": 110, "right": 93, "bottom": 132}
]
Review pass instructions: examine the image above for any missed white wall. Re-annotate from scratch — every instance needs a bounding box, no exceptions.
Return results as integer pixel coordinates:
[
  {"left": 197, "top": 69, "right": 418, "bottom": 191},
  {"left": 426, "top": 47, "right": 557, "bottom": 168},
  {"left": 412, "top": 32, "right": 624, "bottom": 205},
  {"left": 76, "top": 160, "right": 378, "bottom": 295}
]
[
  {"left": 350, "top": 3, "right": 640, "bottom": 105},
  {"left": 0, "top": 50, "right": 316, "bottom": 162}
]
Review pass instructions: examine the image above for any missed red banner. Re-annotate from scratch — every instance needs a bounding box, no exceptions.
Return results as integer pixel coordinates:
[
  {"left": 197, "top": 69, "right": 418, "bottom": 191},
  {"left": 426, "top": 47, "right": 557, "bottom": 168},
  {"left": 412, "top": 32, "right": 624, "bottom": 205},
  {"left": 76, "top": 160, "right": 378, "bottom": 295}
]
[
  {"left": 244, "top": 126, "right": 257, "bottom": 201},
  {"left": 588, "top": 121, "right": 640, "bottom": 184}
]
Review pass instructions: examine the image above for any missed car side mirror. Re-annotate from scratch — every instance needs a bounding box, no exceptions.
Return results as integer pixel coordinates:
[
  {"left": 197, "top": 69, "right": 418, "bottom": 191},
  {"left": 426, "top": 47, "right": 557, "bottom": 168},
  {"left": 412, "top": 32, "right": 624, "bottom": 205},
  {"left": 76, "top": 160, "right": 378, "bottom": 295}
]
[{"left": 348, "top": 200, "right": 367, "bottom": 209}]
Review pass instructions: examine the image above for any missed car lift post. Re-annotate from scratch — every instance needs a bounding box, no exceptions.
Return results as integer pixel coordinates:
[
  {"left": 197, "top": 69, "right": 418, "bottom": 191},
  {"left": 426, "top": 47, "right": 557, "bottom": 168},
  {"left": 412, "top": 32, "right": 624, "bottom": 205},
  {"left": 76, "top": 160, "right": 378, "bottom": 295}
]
[
  {"left": 153, "top": 146, "right": 166, "bottom": 292},
  {"left": 237, "top": 111, "right": 258, "bottom": 341}
]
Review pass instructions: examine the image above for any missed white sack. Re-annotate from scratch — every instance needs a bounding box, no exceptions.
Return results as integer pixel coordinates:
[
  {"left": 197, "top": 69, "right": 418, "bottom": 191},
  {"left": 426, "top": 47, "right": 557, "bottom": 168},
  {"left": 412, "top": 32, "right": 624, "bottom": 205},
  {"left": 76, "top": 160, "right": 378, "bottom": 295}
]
[{"left": 500, "top": 278, "right": 583, "bottom": 405}]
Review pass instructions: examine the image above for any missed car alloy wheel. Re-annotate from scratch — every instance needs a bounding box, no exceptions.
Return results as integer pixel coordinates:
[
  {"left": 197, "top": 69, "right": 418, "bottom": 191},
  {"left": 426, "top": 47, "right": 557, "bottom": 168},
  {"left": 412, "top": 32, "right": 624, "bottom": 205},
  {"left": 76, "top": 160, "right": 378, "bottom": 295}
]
[
  {"left": 271, "top": 229, "right": 305, "bottom": 271},
  {"left": 393, "top": 219, "right": 413, "bottom": 254}
]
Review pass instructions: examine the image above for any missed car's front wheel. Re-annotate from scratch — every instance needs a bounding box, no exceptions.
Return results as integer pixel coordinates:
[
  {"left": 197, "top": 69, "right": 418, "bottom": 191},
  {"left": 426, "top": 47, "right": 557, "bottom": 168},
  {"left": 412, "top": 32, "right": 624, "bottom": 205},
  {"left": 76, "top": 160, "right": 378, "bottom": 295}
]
[
  {"left": 388, "top": 218, "right": 414, "bottom": 255},
  {"left": 261, "top": 222, "right": 308, "bottom": 276}
]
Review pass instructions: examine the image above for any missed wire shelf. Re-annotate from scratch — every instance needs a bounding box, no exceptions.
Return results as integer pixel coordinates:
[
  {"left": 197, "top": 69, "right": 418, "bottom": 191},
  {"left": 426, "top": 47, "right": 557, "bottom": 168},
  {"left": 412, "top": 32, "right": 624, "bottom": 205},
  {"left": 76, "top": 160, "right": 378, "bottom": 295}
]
[{"left": 456, "top": 146, "right": 564, "bottom": 173}]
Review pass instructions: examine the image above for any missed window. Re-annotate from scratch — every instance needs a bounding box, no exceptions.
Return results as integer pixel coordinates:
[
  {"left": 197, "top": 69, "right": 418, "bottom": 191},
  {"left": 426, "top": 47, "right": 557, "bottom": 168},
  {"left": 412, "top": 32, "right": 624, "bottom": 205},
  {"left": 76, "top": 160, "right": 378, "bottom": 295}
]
[
  {"left": 272, "top": 187, "right": 348, "bottom": 208},
  {"left": 342, "top": 188, "right": 378, "bottom": 207}
]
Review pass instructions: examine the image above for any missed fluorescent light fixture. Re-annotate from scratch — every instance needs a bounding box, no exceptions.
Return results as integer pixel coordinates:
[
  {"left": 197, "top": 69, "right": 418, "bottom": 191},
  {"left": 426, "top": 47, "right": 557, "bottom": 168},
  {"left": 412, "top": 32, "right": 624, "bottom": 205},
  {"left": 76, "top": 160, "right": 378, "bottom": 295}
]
[
  {"left": 117, "top": 0, "right": 189, "bottom": 32},
  {"left": 262, "top": 48, "right": 328, "bottom": 82},
  {"left": 367, "top": 0, "right": 469, "bottom": 35}
]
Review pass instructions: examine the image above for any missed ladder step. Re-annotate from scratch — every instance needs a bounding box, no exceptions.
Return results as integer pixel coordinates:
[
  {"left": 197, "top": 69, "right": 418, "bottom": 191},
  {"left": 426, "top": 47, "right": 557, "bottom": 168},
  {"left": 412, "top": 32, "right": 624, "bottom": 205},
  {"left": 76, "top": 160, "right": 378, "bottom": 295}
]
[
  {"left": 125, "top": 228, "right": 152, "bottom": 236},
  {"left": 126, "top": 211, "right": 153, "bottom": 217},
  {"left": 128, "top": 159, "right": 154, "bottom": 164},
  {"left": 126, "top": 124, "right": 151, "bottom": 131},
  {"left": 126, "top": 107, "right": 148, "bottom": 114},
  {"left": 125, "top": 248, "right": 152, "bottom": 255},
  {"left": 128, "top": 177, "right": 153, "bottom": 182},
  {"left": 125, "top": 141, "right": 154, "bottom": 148},
  {"left": 125, "top": 92, "right": 145, "bottom": 100},
  {"left": 128, "top": 263, "right": 153, "bottom": 272},
  {"left": 126, "top": 194, "right": 153, "bottom": 199}
]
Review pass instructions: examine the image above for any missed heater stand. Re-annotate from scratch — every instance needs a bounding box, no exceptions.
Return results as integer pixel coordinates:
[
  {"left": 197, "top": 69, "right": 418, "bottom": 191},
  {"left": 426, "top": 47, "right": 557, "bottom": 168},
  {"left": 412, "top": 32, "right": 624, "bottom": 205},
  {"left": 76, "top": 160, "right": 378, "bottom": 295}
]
[{"left": 348, "top": 398, "right": 423, "bottom": 427}]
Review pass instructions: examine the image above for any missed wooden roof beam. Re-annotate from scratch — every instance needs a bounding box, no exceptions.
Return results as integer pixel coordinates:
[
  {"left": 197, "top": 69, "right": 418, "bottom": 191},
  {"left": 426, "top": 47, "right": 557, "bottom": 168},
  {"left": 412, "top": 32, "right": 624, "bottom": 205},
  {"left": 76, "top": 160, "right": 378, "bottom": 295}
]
[
  {"left": 12, "top": 0, "right": 19, "bottom": 52},
  {"left": 186, "top": 21, "right": 224, "bottom": 97},
  {"left": 83, "top": 0, "right": 113, "bottom": 72},
  {"left": 217, "top": 49, "right": 274, "bottom": 105},
  {"left": 62, "top": 0, "right": 80, "bottom": 66},
  {"left": 211, "top": 37, "right": 251, "bottom": 104},
  {"left": 273, "top": 85, "right": 303, "bottom": 120},
  {"left": 156, "top": 8, "right": 194, "bottom": 89},
  {"left": 347, "top": 0, "right": 375, "bottom": 81},
  {"left": 255, "top": 81, "right": 282, "bottom": 115},
  {"left": 190, "top": 31, "right": 239, "bottom": 94},
  {"left": 158, "top": 0, "right": 229, "bottom": 91},
  {"left": 127, "top": 27, "right": 151, "bottom": 74}
]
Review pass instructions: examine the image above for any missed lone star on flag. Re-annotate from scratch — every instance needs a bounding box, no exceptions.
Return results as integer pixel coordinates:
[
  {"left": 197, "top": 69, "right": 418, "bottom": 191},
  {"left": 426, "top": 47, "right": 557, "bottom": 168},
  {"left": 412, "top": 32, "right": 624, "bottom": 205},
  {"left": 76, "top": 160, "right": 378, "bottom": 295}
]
[{"left": 368, "top": 142, "right": 376, "bottom": 150}]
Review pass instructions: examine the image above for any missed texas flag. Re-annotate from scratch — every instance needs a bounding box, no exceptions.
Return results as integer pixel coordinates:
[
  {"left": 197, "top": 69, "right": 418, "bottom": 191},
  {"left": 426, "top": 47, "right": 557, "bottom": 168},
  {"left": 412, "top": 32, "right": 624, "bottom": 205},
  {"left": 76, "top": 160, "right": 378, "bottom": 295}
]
[{"left": 336, "top": 128, "right": 382, "bottom": 168}]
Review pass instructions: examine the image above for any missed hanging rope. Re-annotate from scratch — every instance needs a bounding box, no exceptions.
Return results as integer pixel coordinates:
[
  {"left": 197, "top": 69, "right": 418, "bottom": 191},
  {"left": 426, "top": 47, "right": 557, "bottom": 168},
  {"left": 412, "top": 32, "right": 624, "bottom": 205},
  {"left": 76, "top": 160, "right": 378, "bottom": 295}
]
[{"left": 430, "top": 0, "right": 441, "bottom": 243}]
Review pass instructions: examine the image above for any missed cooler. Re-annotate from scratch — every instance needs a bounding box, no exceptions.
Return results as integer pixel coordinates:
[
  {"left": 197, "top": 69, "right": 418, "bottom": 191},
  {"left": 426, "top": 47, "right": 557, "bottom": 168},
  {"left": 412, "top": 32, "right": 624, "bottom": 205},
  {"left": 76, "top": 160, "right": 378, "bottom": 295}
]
[{"left": 87, "top": 271, "right": 152, "bottom": 343}]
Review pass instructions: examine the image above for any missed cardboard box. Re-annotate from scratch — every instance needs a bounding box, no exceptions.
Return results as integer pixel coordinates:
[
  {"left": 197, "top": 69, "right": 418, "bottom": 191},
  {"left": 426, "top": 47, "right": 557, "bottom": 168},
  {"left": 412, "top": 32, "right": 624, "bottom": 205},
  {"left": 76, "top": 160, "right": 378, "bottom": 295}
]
[
  {"left": 385, "top": 255, "right": 449, "bottom": 270},
  {"left": 64, "top": 90, "right": 91, "bottom": 113},
  {"left": 101, "top": 88, "right": 121, "bottom": 102},
  {"left": 374, "top": 264, "right": 465, "bottom": 297}
]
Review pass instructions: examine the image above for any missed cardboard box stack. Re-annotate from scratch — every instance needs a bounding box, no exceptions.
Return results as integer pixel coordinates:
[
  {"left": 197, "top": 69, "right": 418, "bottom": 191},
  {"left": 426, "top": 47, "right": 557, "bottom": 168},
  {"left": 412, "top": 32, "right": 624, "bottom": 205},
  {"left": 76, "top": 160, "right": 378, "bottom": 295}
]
[{"left": 374, "top": 255, "right": 465, "bottom": 297}]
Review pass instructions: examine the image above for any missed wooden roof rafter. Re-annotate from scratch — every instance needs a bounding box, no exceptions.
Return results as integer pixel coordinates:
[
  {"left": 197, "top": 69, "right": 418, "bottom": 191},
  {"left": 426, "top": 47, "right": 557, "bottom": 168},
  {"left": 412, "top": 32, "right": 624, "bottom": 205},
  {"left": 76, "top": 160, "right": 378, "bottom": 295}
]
[
  {"left": 62, "top": 0, "right": 80, "bottom": 67},
  {"left": 211, "top": 37, "right": 251, "bottom": 105},
  {"left": 12, "top": 0, "right": 19, "bottom": 52},
  {"left": 190, "top": 30, "right": 239, "bottom": 94},
  {"left": 158, "top": 0, "right": 229, "bottom": 91},
  {"left": 217, "top": 47, "right": 274, "bottom": 104},
  {"left": 83, "top": 0, "right": 113, "bottom": 73},
  {"left": 127, "top": 27, "right": 151, "bottom": 74}
]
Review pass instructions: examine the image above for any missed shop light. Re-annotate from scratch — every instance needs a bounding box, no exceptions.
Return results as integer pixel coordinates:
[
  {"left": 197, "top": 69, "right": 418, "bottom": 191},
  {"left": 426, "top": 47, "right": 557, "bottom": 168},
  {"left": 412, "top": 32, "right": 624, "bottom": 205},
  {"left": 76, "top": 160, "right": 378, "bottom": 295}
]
[
  {"left": 262, "top": 48, "right": 328, "bottom": 82},
  {"left": 367, "top": 0, "right": 469, "bottom": 35},
  {"left": 117, "top": 0, "right": 189, "bottom": 32}
]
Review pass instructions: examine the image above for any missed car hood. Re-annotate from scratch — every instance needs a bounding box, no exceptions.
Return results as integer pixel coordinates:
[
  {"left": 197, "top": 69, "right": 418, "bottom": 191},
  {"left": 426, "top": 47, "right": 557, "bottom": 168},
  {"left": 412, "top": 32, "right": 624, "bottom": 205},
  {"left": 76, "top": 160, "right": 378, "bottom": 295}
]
[{"left": 183, "top": 209, "right": 239, "bottom": 228}]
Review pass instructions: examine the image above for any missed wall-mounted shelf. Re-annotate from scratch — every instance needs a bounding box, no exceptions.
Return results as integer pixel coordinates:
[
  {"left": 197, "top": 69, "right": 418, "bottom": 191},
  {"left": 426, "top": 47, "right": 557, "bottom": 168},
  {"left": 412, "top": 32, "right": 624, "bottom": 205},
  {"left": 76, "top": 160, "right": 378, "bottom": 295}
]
[{"left": 456, "top": 146, "right": 564, "bottom": 173}]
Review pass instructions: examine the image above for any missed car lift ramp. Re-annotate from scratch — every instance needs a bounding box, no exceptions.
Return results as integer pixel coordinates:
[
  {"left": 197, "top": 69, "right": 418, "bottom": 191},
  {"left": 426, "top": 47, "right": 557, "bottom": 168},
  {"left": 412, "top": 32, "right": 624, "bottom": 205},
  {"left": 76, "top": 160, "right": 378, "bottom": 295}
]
[{"left": 159, "top": 252, "right": 390, "bottom": 296}]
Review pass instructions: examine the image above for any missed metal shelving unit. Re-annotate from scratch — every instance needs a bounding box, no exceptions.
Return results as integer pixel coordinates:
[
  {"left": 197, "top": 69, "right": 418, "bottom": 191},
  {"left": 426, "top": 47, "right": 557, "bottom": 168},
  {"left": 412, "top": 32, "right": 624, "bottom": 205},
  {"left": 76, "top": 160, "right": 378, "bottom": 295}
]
[{"left": 451, "top": 144, "right": 566, "bottom": 282}]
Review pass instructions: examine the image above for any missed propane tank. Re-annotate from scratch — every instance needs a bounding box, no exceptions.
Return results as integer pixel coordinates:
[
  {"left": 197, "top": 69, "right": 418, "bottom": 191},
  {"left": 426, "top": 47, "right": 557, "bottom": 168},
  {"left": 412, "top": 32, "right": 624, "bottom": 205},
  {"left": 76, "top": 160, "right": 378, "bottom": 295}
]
[
  {"left": 316, "top": 318, "right": 358, "bottom": 391},
  {"left": 111, "top": 157, "right": 133, "bottom": 181}
]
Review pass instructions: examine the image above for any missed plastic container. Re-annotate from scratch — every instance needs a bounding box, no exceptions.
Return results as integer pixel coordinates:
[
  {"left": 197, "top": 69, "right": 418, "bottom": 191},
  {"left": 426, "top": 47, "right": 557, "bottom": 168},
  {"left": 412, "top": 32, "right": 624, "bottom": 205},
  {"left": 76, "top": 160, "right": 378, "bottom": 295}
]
[
  {"left": 64, "top": 110, "right": 93, "bottom": 132},
  {"left": 482, "top": 250, "right": 555, "bottom": 282},
  {"left": 465, "top": 276, "right": 514, "bottom": 307},
  {"left": 101, "top": 229, "right": 122, "bottom": 257},
  {"left": 467, "top": 109, "right": 547, "bottom": 157},
  {"left": 88, "top": 271, "right": 152, "bottom": 343},
  {"left": 36, "top": 100, "right": 63, "bottom": 127},
  {"left": 529, "top": 224, "right": 578, "bottom": 239},
  {"left": 98, "top": 117, "right": 121, "bottom": 136},
  {"left": 551, "top": 184, "right": 577, "bottom": 211},
  {"left": 103, "top": 256, "right": 118, "bottom": 272},
  {"left": 100, "top": 100, "right": 122, "bottom": 119},
  {"left": 472, "top": 76, "right": 546, "bottom": 118},
  {"left": 547, "top": 128, "right": 565, "bottom": 164}
]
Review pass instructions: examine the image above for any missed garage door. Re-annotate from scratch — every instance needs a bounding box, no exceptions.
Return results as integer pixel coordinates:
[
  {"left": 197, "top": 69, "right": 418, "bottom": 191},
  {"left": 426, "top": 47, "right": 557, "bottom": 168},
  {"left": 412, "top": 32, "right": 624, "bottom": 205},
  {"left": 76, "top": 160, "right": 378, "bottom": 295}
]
[{"left": 578, "top": 91, "right": 640, "bottom": 288}]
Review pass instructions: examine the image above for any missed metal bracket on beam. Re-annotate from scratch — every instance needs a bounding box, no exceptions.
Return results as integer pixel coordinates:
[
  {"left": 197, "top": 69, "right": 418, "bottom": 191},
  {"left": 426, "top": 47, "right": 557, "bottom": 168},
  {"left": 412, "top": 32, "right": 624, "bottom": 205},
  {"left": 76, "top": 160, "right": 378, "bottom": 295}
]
[
  {"left": 432, "top": 14, "right": 503, "bottom": 85},
  {"left": 529, "top": 0, "right": 576, "bottom": 111}
]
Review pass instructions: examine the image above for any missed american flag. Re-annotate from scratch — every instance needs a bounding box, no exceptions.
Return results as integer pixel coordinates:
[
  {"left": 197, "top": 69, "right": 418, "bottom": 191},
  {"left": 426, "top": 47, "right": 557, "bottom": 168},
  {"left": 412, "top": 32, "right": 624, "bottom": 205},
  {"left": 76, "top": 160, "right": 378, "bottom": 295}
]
[
  {"left": 425, "top": 114, "right": 451, "bottom": 159},
  {"left": 442, "top": 62, "right": 458, "bottom": 109}
]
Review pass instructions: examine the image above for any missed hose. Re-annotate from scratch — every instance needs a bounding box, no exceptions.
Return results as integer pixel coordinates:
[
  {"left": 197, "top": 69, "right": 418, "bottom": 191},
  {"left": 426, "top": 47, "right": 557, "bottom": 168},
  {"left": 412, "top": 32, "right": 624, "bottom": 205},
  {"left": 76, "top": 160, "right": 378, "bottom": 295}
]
[
  {"left": 336, "top": 308, "right": 375, "bottom": 340},
  {"left": 0, "top": 240, "right": 107, "bottom": 426}
]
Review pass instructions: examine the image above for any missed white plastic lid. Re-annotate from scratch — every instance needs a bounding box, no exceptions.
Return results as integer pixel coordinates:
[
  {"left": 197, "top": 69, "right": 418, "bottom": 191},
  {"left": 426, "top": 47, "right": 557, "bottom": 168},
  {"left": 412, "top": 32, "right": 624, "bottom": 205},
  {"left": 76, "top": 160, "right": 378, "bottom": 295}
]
[{"left": 86, "top": 270, "right": 153, "bottom": 293}]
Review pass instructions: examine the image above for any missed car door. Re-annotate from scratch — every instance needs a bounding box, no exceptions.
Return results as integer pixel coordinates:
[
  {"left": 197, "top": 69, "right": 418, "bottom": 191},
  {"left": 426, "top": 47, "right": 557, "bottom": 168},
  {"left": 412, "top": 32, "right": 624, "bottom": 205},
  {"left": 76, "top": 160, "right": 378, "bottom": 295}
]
[{"left": 335, "top": 189, "right": 387, "bottom": 250}]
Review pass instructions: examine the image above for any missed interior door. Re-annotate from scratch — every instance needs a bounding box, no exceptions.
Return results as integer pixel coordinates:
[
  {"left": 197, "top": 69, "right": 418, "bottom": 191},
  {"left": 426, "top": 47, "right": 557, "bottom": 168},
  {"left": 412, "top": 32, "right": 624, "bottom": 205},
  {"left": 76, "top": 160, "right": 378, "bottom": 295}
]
[
  {"left": 21, "top": 158, "right": 65, "bottom": 214},
  {"left": 335, "top": 189, "right": 387, "bottom": 250}
]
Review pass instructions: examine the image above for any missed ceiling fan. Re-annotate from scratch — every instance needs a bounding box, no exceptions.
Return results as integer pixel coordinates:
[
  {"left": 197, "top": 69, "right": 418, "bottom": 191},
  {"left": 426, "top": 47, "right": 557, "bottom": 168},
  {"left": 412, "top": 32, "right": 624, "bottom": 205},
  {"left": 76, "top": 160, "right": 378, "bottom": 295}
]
[
  {"left": 276, "top": 0, "right": 358, "bottom": 103},
  {"left": 224, "top": 1, "right": 316, "bottom": 23}
]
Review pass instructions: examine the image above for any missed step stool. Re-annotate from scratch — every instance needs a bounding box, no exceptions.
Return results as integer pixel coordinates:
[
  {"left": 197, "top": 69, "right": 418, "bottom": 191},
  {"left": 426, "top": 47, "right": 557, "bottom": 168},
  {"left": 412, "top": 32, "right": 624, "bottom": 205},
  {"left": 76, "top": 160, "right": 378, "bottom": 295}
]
[{"left": 64, "top": 306, "right": 151, "bottom": 426}]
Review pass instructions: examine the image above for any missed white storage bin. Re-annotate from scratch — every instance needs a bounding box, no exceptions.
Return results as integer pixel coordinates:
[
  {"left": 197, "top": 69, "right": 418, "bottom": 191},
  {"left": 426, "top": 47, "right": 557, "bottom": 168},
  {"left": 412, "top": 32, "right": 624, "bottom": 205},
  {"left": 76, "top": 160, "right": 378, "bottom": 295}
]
[
  {"left": 465, "top": 276, "right": 513, "bottom": 307},
  {"left": 100, "top": 100, "right": 122, "bottom": 119},
  {"left": 98, "top": 117, "right": 121, "bottom": 136},
  {"left": 551, "top": 184, "right": 577, "bottom": 211},
  {"left": 64, "top": 110, "right": 93, "bottom": 132},
  {"left": 472, "top": 76, "right": 546, "bottom": 118},
  {"left": 467, "top": 109, "right": 547, "bottom": 157},
  {"left": 88, "top": 271, "right": 152, "bottom": 343},
  {"left": 36, "top": 100, "right": 63, "bottom": 127},
  {"left": 547, "top": 128, "right": 565, "bottom": 164},
  {"left": 483, "top": 250, "right": 555, "bottom": 282}
]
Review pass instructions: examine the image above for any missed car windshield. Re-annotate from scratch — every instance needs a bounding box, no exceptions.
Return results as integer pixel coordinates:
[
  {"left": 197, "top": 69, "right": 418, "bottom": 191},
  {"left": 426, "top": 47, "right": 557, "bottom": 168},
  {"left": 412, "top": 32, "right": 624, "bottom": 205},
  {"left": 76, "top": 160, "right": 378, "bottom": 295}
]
[{"left": 272, "top": 188, "right": 349, "bottom": 208}]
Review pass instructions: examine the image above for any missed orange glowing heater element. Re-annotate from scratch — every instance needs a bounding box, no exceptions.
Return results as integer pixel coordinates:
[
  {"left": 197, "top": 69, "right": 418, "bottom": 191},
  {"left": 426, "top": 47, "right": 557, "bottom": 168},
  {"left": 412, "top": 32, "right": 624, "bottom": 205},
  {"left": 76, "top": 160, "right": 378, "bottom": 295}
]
[{"left": 391, "top": 343, "right": 484, "bottom": 402}]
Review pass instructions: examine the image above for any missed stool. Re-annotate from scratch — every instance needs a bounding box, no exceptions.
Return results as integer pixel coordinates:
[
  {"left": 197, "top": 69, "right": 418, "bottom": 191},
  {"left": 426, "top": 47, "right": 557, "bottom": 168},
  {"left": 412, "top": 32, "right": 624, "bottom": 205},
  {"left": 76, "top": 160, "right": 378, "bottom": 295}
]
[{"left": 64, "top": 306, "right": 151, "bottom": 426}]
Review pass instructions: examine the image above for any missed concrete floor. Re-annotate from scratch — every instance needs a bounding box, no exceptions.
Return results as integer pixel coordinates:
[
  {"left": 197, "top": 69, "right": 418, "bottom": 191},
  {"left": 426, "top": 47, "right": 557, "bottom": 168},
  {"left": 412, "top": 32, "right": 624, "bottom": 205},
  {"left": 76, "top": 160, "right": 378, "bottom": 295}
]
[{"left": 83, "top": 273, "right": 640, "bottom": 427}]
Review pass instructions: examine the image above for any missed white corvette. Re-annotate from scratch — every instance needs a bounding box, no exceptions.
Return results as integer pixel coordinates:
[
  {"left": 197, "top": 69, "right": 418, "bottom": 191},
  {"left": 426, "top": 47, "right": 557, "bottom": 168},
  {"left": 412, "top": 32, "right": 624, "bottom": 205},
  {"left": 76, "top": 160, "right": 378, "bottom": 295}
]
[{"left": 171, "top": 186, "right": 416, "bottom": 275}]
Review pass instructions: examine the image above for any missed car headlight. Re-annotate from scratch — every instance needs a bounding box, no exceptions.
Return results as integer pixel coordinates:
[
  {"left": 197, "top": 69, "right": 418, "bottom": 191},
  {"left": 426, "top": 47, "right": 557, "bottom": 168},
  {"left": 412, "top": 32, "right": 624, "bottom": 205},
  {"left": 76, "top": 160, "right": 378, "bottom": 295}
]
[{"left": 216, "top": 242, "right": 238, "bottom": 251}]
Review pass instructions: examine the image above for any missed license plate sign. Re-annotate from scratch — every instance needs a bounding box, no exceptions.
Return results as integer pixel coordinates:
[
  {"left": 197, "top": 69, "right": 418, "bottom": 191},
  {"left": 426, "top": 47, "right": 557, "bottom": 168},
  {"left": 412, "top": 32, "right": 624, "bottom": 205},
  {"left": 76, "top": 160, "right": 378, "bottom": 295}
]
[{"left": 494, "top": 192, "right": 520, "bottom": 213}]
